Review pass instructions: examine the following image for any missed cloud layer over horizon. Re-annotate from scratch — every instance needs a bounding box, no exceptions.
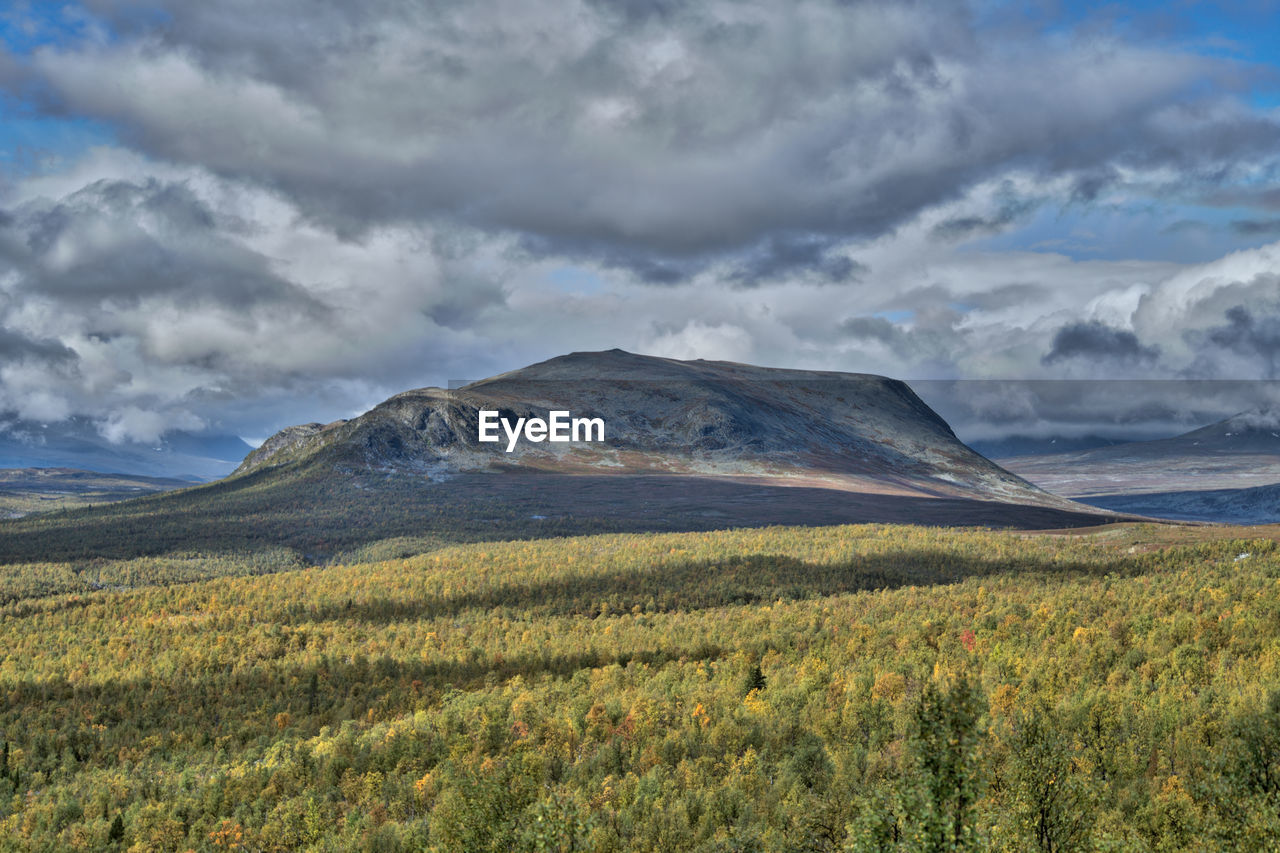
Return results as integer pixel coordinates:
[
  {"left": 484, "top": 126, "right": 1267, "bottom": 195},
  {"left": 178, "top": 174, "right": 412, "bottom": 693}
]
[{"left": 3, "top": 0, "right": 1280, "bottom": 443}]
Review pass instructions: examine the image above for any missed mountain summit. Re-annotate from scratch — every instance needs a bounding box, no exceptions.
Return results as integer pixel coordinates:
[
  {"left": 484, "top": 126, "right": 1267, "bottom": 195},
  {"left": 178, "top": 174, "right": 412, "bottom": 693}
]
[{"left": 239, "top": 350, "right": 1067, "bottom": 509}]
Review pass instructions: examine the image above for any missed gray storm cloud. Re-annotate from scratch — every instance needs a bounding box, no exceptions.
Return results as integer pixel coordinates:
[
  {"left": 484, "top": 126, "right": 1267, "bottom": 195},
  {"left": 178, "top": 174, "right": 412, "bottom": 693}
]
[
  {"left": 1, "top": 179, "right": 322, "bottom": 311},
  {"left": 1193, "top": 305, "right": 1280, "bottom": 379},
  {"left": 1042, "top": 321, "right": 1160, "bottom": 366},
  {"left": 14, "top": 0, "right": 1279, "bottom": 270}
]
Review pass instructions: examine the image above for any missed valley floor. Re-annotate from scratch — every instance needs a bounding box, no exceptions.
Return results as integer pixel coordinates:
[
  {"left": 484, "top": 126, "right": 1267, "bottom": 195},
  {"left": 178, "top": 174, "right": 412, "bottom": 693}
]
[{"left": 0, "top": 469, "right": 190, "bottom": 519}]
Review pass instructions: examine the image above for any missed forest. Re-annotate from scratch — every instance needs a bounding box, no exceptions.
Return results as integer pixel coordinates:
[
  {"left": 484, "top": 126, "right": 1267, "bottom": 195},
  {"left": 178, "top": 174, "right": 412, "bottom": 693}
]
[{"left": 2, "top": 520, "right": 1280, "bottom": 850}]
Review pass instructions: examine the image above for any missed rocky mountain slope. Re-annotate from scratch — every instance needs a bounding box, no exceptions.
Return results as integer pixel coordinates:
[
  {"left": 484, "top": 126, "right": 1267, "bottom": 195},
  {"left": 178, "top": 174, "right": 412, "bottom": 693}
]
[{"left": 238, "top": 349, "right": 1075, "bottom": 509}]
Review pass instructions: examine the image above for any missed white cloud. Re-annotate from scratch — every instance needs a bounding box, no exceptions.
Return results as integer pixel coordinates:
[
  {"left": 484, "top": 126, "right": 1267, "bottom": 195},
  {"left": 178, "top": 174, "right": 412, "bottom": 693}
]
[
  {"left": 646, "top": 321, "right": 755, "bottom": 363},
  {"left": 100, "top": 405, "right": 202, "bottom": 445}
]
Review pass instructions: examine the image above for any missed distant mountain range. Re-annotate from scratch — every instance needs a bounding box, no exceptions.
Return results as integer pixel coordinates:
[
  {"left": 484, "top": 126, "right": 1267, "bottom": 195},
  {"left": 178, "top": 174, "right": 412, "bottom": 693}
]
[
  {"left": 1002, "top": 409, "right": 1280, "bottom": 524},
  {"left": 0, "top": 416, "right": 251, "bottom": 480},
  {"left": 966, "top": 434, "right": 1133, "bottom": 459}
]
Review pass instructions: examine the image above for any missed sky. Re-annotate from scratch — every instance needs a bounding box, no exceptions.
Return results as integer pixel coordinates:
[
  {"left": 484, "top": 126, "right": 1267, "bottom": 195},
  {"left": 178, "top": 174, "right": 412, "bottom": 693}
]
[{"left": 3, "top": 0, "right": 1280, "bottom": 445}]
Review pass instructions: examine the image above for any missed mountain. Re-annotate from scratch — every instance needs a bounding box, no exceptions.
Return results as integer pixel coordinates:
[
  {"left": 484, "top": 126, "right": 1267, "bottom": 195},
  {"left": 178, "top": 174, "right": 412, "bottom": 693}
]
[
  {"left": 1172, "top": 408, "right": 1280, "bottom": 454},
  {"left": 0, "top": 351, "right": 1119, "bottom": 566},
  {"left": 1001, "top": 407, "right": 1280, "bottom": 498},
  {"left": 999, "top": 407, "right": 1280, "bottom": 524},
  {"left": 0, "top": 417, "right": 252, "bottom": 480},
  {"left": 239, "top": 349, "right": 1071, "bottom": 508}
]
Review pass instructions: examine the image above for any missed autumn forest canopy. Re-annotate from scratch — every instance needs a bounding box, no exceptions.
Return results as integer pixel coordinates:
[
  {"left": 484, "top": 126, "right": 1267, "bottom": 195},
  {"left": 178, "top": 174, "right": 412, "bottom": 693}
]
[{"left": 3, "top": 519, "right": 1280, "bottom": 851}]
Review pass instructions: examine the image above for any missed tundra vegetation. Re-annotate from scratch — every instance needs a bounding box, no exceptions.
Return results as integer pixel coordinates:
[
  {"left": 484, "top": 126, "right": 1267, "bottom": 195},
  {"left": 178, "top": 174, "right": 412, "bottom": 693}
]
[{"left": 2, "top": 518, "right": 1280, "bottom": 851}]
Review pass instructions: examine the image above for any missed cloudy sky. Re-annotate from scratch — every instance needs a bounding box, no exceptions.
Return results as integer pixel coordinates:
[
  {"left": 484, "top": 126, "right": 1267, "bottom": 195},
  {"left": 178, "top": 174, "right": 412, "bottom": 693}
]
[{"left": 3, "top": 0, "right": 1280, "bottom": 445}]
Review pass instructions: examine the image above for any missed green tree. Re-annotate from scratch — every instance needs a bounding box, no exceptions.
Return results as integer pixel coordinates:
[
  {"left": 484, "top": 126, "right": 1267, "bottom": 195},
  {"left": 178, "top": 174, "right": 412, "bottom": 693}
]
[
  {"left": 518, "top": 792, "right": 595, "bottom": 852},
  {"left": 1008, "top": 705, "right": 1091, "bottom": 852},
  {"left": 909, "top": 676, "right": 986, "bottom": 852},
  {"left": 108, "top": 813, "right": 125, "bottom": 845}
]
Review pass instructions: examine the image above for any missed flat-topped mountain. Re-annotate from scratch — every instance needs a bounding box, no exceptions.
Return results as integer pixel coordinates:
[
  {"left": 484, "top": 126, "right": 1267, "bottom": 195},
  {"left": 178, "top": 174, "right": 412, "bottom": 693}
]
[
  {"left": 238, "top": 349, "right": 1069, "bottom": 508},
  {"left": 0, "top": 353, "right": 1118, "bottom": 566}
]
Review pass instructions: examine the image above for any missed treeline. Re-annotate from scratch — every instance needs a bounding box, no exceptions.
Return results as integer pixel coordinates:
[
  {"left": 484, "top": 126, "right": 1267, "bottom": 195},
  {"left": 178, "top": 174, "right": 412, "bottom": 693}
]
[{"left": 2, "top": 524, "right": 1280, "bottom": 849}]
